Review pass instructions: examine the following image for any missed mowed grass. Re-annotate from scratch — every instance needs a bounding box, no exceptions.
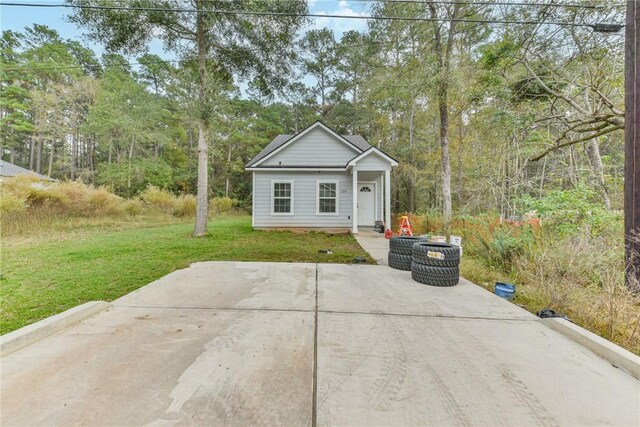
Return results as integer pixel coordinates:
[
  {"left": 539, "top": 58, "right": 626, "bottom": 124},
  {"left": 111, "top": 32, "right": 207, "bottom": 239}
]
[{"left": 1, "top": 216, "right": 371, "bottom": 334}]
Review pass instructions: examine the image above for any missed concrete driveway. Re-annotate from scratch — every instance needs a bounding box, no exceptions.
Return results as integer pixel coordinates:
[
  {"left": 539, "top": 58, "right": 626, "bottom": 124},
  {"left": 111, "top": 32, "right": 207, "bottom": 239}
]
[{"left": 2, "top": 262, "right": 639, "bottom": 426}]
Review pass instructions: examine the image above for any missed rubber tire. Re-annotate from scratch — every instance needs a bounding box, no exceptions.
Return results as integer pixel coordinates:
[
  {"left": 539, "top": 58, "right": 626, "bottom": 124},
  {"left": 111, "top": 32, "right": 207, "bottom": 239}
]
[
  {"left": 388, "top": 252, "right": 412, "bottom": 271},
  {"left": 412, "top": 242, "right": 461, "bottom": 267},
  {"left": 410, "top": 263, "right": 460, "bottom": 287},
  {"left": 389, "top": 236, "right": 428, "bottom": 255}
]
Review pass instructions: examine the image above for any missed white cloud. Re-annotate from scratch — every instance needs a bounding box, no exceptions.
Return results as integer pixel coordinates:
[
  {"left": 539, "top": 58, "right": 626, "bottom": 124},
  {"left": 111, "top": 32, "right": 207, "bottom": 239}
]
[{"left": 309, "top": 0, "right": 369, "bottom": 39}]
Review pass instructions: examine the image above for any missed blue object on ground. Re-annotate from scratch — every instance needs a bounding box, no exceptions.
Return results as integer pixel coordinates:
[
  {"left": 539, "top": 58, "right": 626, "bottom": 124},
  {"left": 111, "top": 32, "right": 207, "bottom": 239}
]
[{"left": 494, "top": 282, "right": 516, "bottom": 300}]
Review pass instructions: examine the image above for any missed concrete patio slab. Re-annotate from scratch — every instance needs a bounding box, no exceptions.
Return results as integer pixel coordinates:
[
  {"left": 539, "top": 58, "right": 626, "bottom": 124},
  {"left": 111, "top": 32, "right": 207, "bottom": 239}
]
[
  {"left": 316, "top": 312, "right": 639, "bottom": 427},
  {"left": 318, "top": 264, "right": 535, "bottom": 320},
  {"left": 2, "top": 261, "right": 639, "bottom": 426},
  {"left": 1, "top": 305, "right": 314, "bottom": 426},
  {"left": 115, "top": 261, "right": 316, "bottom": 311}
]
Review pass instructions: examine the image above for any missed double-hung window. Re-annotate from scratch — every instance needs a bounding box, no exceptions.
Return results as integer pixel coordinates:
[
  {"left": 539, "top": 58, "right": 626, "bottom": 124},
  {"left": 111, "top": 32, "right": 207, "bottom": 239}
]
[
  {"left": 317, "top": 181, "right": 338, "bottom": 215},
  {"left": 272, "top": 181, "right": 293, "bottom": 215}
]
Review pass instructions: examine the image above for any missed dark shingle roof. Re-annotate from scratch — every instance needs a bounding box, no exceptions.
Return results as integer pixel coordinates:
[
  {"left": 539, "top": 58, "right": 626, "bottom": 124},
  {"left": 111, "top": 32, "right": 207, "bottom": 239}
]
[
  {"left": 246, "top": 134, "right": 294, "bottom": 167},
  {"left": 246, "top": 132, "right": 372, "bottom": 167},
  {"left": 0, "top": 160, "right": 53, "bottom": 180},
  {"left": 341, "top": 135, "right": 371, "bottom": 151}
]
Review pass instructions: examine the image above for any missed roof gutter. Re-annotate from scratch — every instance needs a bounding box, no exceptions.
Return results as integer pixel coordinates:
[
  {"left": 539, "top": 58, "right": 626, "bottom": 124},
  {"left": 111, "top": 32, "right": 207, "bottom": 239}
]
[{"left": 245, "top": 167, "right": 348, "bottom": 172}]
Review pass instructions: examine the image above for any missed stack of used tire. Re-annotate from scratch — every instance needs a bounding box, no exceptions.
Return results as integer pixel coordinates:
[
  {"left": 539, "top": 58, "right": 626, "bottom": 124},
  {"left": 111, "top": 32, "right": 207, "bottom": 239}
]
[
  {"left": 411, "top": 242, "right": 461, "bottom": 287},
  {"left": 388, "top": 236, "right": 428, "bottom": 270}
]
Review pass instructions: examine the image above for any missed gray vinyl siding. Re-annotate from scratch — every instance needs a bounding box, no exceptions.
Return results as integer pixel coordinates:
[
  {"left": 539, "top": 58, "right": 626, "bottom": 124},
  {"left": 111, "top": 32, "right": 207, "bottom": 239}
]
[
  {"left": 261, "top": 127, "right": 360, "bottom": 167},
  {"left": 252, "top": 171, "right": 353, "bottom": 227},
  {"left": 353, "top": 153, "right": 392, "bottom": 171}
]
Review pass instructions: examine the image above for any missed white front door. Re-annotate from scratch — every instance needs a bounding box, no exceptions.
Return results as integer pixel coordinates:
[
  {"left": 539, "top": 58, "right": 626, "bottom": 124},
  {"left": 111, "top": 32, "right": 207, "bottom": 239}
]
[{"left": 357, "top": 183, "right": 375, "bottom": 225}]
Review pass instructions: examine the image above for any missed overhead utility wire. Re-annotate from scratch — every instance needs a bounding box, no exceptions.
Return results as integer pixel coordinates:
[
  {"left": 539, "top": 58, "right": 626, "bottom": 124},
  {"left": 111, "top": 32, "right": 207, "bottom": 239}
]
[
  {"left": 0, "top": 2, "right": 620, "bottom": 29},
  {"left": 346, "top": 0, "right": 608, "bottom": 9},
  {"left": 103, "top": 0, "right": 612, "bottom": 9},
  {"left": 0, "top": 40, "right": 403, "bottom": 72},
  {"left": 149, "top": 0, "right": 622, "bottom": 9}
]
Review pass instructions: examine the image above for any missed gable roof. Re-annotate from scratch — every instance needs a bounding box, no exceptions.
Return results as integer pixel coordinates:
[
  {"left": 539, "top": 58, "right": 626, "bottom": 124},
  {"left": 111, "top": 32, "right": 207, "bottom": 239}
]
[
  {"left": 245, "top": 121, "right": 371, "bottom": 167},
  {"left": 347, "top": 147, "right": 399, "bottom": 167},
  {"left": 0, "top": 160, "right": 54, "bottom": 181}
]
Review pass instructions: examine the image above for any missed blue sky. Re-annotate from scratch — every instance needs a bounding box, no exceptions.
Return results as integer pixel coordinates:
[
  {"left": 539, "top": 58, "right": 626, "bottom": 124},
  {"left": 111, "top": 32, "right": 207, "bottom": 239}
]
[{"left": 0, "top": 0, "right": 371, "bottom": 60}]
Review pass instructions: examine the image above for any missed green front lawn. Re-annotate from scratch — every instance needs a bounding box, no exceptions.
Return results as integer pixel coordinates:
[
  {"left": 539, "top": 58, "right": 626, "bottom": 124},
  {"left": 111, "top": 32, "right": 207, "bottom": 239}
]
[{"left": 1, "top": 216, "right": 371, "bottom": 334}]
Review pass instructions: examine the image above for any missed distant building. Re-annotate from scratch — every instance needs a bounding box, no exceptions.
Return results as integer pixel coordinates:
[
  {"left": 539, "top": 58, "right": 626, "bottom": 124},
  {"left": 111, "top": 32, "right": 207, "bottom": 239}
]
[{"left": 0, "top": 160, "right": 55, "bottom": 181}]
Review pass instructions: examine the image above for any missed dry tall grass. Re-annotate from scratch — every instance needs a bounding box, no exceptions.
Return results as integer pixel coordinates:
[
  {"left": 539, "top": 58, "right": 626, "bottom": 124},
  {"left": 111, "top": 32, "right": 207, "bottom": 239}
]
[
  {"left": 1, "top": 177, "right": 220, "bottom": 238},
  {"left": 513, "top": 232, "right": 640, "bottom": 353},
  {"left": 394, "top": 212, "right": 640, "bottom": 354}
]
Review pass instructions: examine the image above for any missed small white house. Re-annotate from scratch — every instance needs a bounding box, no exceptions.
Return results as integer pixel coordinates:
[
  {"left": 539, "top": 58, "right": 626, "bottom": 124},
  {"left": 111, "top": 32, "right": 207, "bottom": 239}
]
[{"left": 245, "top": 121, "right": 398, "bottom": 233}]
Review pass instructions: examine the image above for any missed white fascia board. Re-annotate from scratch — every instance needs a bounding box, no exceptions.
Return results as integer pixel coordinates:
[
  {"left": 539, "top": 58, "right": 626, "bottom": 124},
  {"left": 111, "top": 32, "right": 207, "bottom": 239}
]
[
  {"left": 347, "top": 147, "right": 399, "bottom": 167},
  {"left": 246, "top": 167, "right": 347, "bottom": 172},
  {"left": 250, "top": 121, "right": 363, "bottom": 167}
]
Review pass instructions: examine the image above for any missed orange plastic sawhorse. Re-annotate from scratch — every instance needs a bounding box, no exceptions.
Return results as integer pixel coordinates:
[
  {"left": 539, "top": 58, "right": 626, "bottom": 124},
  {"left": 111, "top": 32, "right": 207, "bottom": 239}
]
[{"left": 398, "top": 215, "right": 413, "bottom": 236}]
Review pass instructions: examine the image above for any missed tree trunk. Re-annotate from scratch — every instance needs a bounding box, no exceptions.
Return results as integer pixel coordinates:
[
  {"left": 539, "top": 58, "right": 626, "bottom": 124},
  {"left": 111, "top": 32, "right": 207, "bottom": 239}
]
[
  {"left": 88, "top": 137, "right": 95, "bottom": 175},
  {"left": 47, "top": 141, "right": 54, "bottom": 178},
  {"left": 320, "top": 73, "right": 325, "bottom": 117},
  {"left": 225, "top": 145, "right": 232, "bottom": 198},
  {"left": 585, "top": 138, "right": 611, "bottom": 209},
  {"left": 36, "top": 136, "right": 43, "bottom": 174},
  {"left": 34, "top": 108, "right": 43, "bottom": 174},
  {"left": 408, "top": 99, "right": 416, "bottom": 213},
  {"left": 127, "top": 137, "right": 134, "bottom": 191},
  {"left": 70, "top": 135, "right": 76, "bottom": 181},
  {"left": 193, "top": 3, "right": 210, "bottom": 237},
  {"left": 429, "top": 3, "right": 459, "bottom": 231},
  {"left": 456, "top": 117, "right": 465, "bottom": 207},
  {"left": 407, "top": 175, "right": 415, "bottom": 213},
  {"left": 439, "top": 97, "right": 452, "bottom": 227},
  {"left": 29, "top": 137, "right": 35, "bottom": 170}
]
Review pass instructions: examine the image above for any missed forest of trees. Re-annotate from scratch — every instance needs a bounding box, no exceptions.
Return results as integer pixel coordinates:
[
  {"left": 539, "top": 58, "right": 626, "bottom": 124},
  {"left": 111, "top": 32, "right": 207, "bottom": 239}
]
[{"left": 0, "top": 0, "right": 626, "bottom": 225}]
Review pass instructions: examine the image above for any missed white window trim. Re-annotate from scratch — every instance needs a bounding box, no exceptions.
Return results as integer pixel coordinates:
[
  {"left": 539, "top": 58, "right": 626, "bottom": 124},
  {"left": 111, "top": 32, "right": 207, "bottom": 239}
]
[
  {"left": 316, "top": 180, "right": 340, "bottom": 216},
  {"left": 271, "top": 180, "right": 294, "bottom": 216}
]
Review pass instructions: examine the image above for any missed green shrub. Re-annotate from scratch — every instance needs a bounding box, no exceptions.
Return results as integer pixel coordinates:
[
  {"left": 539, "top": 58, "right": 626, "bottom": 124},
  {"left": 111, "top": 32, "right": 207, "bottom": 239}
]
[
  {"left": 86, "top": 187, "right": 123, "bottom": 215},
  {"left": 123, "top": 199, "right": 143, "bottom": 216},
  {"left": 0, "top": 192, "right": 27, "bottom": 213},
  {"left": 520, "top": 185, "right": 621, "bottom": 235},
  {"left": 470, "top": 226, "right": 532, "bottom": 271},
  {"left": 140, "top": 185, "right": 177, "bottom": 213},
  {"left": 54, "top": 181, "right": 123, "bottom": 215},
  {"left": 209, "top": 197, "right": 236, "bottom": 214},
  {"left": 23, "top": 183, "right": 68, "bottom": 208},
  {"left": 96, "top": 159, "right": 174, "bottom": 198},
  {"left": 173, "top": 195, "right": 196, "bottom": 217}
]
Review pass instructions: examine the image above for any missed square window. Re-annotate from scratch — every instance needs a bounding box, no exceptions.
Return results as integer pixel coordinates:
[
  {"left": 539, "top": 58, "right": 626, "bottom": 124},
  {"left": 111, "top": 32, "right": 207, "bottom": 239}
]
[{"left": 319, "top": 198, "right": 336, "bottom": 213}]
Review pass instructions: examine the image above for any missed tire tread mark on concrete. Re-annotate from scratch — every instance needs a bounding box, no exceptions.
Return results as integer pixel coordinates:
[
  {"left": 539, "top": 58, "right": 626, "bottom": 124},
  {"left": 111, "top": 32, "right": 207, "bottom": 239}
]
[
  {"left": 367, "top": 316, "right": 408, "bottom": 411},
  {"left": 497, "top": 366, "right": 558, "bottom": 427},
  {"left": 451, "top": 324, "right": 558, "bottom": 427},
  {"left": 316, "top": 315, "right": 385, "bottom": 406},
  {"left": 397, "top": 316, "right": 472, "bottom": 427},
  {"left": 419, "top": 319, "right": 508, "bottom": 427}
]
